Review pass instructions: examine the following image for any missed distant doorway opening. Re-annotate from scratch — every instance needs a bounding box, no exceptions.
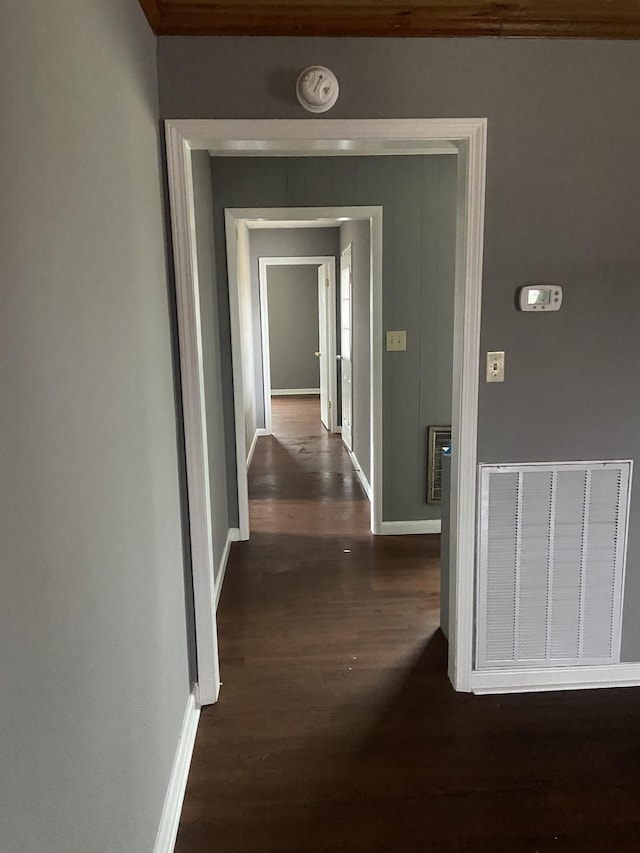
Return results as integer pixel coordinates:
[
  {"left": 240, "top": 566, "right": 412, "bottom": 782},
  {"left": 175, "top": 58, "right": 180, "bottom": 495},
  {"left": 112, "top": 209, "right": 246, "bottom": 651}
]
[
  {"left": 225, "top": 207, "right": 382, "bottom": 541},
  {"left": 258, "top": 256, "right": 337, "bottom": 435}
]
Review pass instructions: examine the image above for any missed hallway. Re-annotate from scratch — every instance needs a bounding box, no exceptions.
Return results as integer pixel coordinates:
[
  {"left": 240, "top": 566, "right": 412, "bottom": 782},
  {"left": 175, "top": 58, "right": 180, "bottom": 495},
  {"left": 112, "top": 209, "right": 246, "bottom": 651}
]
[
  {"left": 175, "top": 396, "right": 443, "bottom": 851},
  {"left": 175, "top": 398, "right": 640, "bottom": 853}
]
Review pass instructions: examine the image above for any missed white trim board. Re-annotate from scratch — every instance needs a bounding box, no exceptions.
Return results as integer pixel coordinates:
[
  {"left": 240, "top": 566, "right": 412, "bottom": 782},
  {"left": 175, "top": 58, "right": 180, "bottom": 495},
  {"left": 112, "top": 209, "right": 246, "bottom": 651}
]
[
  {"left": 165, "top": 123, "right": 222, "bottom": 706},
  {"left": 379, "top": 520, "right": 442, "bottom": 535},
  {"left": 271, "top": 388, "right": 321, "bottom": 396},
  {"left": 226, "top": 217, "right": 253, "bottom": 540},
  {"left": 165, "top": 119, "right": 487, "bottom": 700},
  {"left": 153, "top": 691, "right": 200, "bottom": 853},
  {"left": 214, "top": 527, "right": 241, "bottom": 611},
  {"left": 470, "top": 663, "right": 640, "bottom": 695},
  {"left": 348, "top": 449, "right": 372, "bottom": 503},
  {"left": 246, "top": 428, "right": 267, "bottom": 470},
  {"left": 339, "top": 242, "right": 354, "bottom": 453}
]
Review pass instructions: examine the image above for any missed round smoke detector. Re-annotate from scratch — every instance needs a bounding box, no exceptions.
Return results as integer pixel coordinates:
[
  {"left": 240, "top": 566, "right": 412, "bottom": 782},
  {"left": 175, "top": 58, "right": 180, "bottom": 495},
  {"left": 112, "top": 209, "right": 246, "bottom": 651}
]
[{"left": 296, "top": 66, "right": 339, "bottom": 114}]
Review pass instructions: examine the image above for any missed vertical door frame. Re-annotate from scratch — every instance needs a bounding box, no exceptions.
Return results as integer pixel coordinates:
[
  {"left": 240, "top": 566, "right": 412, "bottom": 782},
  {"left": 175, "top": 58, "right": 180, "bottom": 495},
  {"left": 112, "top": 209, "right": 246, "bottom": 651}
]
[
  {"left": 258, "top": 255, "right": 337, "bottom": 435},
  {"left": 165, "top": 119, "right": 487, "bottom": 702},
  {"left": 224, "top": 216, "right": 253, "bottom": 541},
  {"left": 317, "top": 260, "right": 334, "bottom": 433},
  {"left": 339, "top": 243, "right": 354, "bottom": 452},
  {"left": 164, "top": 126, "right": 221, "bottom": 707}
]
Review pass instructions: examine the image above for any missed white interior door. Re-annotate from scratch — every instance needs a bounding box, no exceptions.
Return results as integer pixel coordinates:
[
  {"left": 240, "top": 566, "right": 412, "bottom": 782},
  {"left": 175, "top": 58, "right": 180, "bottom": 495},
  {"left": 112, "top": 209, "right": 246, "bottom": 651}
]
[
  {"left": 340, "top": 245, "right": 353, "bottom": 451},
  {"left": 317, "top": 264, "right": 331, "bottom": 430}
]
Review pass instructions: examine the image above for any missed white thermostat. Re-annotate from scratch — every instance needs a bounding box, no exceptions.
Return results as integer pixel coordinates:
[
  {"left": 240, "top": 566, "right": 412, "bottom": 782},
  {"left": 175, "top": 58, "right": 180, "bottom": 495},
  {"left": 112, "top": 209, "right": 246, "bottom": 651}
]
[{"left": 517, "top": 284, "right": 563, "bottom": 312}]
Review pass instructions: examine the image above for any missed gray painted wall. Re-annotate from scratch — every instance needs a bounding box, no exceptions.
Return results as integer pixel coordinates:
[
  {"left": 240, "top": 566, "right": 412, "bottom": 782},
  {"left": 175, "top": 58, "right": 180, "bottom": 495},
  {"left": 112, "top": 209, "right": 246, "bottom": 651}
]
[
  {"left": 191, "top": 151, "right": 232, "bottom": 574},
  {"left": 340, "top": 220, "right": 371, "bottom": 484},
  {"left": 267, "top": 265, "right": 321, "bottom": 391},
  {"left": 212, "top": 157, "right": 456, "bottom": 523},
  {"left": 158, "top": 36, "right": 640, "bottom": 657},
  {"left": 0, "top": 3, "right": 192, "bottom": 851},
  {"left": 247, "top": 225, "right": 340, "bottom": 425}
]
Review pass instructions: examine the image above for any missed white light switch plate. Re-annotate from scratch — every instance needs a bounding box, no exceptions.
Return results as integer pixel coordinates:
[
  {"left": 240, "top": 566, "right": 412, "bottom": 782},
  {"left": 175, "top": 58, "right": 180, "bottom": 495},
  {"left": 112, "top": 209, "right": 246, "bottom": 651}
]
[
  {"left": 486, "top": 351, "right": 505, "bottom": 382},
  {"left": 386, "top": 331, "right": 407, "bottom": 351}
]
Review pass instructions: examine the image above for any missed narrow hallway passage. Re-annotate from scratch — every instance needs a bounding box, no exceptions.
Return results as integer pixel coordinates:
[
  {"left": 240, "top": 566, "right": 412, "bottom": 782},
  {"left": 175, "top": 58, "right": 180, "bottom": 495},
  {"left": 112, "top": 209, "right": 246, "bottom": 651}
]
[{"left": 175, "top": 395, "right": 443, "bottom": 851}]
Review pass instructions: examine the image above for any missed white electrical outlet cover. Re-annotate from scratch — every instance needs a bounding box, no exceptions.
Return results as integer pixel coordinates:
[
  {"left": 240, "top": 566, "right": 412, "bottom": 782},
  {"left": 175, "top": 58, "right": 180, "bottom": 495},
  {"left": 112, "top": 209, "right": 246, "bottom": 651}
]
[
  {"left": 486, "top": 351, "right": 505, "bottom": 382},
  {"left": 386, "top": 331, "right": 407, "bottom": 351}
]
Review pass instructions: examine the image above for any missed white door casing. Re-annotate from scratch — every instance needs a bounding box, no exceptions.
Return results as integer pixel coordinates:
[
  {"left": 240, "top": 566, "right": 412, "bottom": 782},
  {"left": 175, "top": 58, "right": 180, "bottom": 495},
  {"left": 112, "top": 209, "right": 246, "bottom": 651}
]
[
  {"left": 317, "top": 263, "right": 331, "bottom": 430},
  {"left": 340, "top": 244, "right": 353, "bottom": 451},
  {"left": 165, "top": 119, "right": 487, "bottom": 703},
  {"left": 232, "top": 214, "right": 376, "bottom": 541},
  {"left": 258, "top": 271, "right": 273, "bottom": 435}
]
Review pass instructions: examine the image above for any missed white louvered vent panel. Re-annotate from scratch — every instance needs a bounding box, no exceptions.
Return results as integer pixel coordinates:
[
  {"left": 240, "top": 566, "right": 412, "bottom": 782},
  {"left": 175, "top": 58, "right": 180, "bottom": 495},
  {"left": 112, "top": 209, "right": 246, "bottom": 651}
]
[
  {"left": 582, "top": 469, "right": 622, "bottom": 660},
  {"left": 484, "top": 473, "right": 518, "bottom": 663},
  {"left": 477, "top": 462, "right": 631, "bottom": 670},
  {"left": 549, "top": 471, "right": 585, "bottom": 661},
  {"left": 517, "top": 471, "right": 552, "bottom": 661}
]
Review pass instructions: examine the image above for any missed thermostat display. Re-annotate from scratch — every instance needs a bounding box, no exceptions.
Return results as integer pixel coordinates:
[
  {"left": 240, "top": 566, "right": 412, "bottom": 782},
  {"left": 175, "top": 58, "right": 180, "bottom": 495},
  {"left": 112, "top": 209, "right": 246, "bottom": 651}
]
[
  {"left": 518, "top": 285, "right": 563, "bottom": 312},
  {"left": 528, "top": 288, "right": 550, "bottom": 305}
]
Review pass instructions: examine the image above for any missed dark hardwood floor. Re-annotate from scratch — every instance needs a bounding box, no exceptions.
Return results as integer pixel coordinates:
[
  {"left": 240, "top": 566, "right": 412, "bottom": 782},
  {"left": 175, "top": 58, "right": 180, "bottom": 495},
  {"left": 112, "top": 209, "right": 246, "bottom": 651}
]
[{"left": 175, "top": 396, "right": 640, "bottom": 852}]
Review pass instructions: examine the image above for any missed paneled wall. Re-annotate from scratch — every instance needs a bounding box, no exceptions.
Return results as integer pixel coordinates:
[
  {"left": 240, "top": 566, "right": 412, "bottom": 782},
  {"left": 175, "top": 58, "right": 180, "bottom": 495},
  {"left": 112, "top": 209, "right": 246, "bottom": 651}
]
[{"left": 158, "top": 35, "right": 640, "bottom": 654}]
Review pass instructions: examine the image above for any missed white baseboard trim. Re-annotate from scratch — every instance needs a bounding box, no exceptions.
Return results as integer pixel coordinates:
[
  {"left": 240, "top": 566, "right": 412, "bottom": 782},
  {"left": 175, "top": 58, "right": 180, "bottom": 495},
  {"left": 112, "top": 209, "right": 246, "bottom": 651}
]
[
  {"left": 153, "top": 690, "right": 201, "bottom": 853},
  {"left": 470, "top": 662, "right": 640, "bottom": 695},
  {"left": 347, "top": 449, "right": 372, "bottom": 503},
  {"left": 246, "top": 428, "right": 268, "bottom": 469},
  {"left": 214, "top": 528, "right": 241, "bottom": 610},
  {"left": 271, "top": 388, "right": 320, "bottom": 396},
  {"left": 378, "top": 519, "right": 441, "bottom": 535}
]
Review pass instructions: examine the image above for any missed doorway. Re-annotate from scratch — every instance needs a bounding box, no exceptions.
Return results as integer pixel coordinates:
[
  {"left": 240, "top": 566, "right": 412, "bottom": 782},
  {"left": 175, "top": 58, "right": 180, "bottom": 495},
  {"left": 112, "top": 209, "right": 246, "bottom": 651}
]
[
  {"left": 258, "top": 256, "right": 338, "bottom": 436},
  {"left": 165, "top": 118, "right": 487, "bottom": 704},
  {"left": 225, "top": 207, "right": 382, "bottom": 543}
]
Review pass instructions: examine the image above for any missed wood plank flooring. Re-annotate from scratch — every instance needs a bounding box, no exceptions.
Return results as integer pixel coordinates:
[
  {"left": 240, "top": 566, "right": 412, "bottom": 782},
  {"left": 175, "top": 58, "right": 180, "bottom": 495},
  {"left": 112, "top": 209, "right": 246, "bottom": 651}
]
[{"left": 175, "top": 396, "right": 640, "bottom": 852}]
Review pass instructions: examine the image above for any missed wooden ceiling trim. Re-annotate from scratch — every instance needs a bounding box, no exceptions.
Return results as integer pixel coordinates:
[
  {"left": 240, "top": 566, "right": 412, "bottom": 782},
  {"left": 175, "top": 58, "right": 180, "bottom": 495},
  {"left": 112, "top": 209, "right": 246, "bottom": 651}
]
[
  {"left": 137, "top": 0, "right": 163, "bottom": 31},
  {"left": 139, "top": 1, "right": 640, "bottom": 39},
  {"left": 156, "top": 8, "right": 500, "bottom": 38},
  {"left": 500, "top": 19, "right": 640, "bottom": 38}
]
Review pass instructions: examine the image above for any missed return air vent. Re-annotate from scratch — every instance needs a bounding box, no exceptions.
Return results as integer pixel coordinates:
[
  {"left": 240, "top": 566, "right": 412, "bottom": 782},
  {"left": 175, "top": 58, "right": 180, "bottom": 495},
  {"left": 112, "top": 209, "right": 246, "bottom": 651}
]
[
  {"left": 476, "top": 462, "right": 632, "bottom": 670},
  {"left": 427, "top": 425, "right": 451, "bottom": 505}
]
